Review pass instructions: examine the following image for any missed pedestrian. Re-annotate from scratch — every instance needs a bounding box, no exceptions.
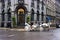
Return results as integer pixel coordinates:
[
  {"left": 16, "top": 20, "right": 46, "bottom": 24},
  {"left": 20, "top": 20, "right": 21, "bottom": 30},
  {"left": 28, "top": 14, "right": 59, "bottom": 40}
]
[{"left": 30, "top": 22, "right": 33, "bottom": 30}]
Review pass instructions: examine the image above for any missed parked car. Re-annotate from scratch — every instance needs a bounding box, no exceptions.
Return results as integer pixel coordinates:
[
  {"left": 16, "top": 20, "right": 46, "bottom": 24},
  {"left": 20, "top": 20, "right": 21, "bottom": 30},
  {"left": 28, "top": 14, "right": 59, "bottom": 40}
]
[
  {"left": 32, "top": 24, "right": 38, "bottom": 30},
  {"left": 59, "top": 25, "right": 60, "bottom": 28},
  {"left": 40, "top": 23, "right": 52, "bottom": 27},
  {"left": 31, "top": 23, "right": 44, "bottom": 31},
  {"left": 24, "top": 23, "right": 30, "bottom": 31},
  {"left": 25, "top": 23, "right": 39, "bottom": 31},
  {"left": 39, "top": 26, "right": 44, "bottom": 31},
  {"left": 40, "top": 23, "right": 49, "bottom": 27},
  {"left": 56, "top": 24, "right": 60, "bottom": 28}
]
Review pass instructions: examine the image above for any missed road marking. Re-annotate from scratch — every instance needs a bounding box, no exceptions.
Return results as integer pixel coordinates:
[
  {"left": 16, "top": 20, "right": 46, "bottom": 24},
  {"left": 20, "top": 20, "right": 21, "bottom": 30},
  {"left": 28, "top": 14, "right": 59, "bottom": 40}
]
[{"left": 8, "top": 35, "right": 15, "bottom": 37}]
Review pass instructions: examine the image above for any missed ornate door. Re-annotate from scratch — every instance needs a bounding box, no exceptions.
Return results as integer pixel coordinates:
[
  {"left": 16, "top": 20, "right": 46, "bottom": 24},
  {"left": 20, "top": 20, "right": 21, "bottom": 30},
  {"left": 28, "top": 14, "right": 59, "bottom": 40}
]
[{"left": 18, "top": 8, "right": 25, "bottom": 26}]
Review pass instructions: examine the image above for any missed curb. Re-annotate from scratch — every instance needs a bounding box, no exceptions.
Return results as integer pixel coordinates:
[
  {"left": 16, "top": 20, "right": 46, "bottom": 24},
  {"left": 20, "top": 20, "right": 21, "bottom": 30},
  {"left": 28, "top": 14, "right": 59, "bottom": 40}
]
[
  {"left": 0, "top": 27, "right": 56, "bottom": 32},
  {"left": 0, "top": 28, "right": 25, "bottom": 32},
  {"left": 10, "top": 29, "right": 25, "bottom": 31}
]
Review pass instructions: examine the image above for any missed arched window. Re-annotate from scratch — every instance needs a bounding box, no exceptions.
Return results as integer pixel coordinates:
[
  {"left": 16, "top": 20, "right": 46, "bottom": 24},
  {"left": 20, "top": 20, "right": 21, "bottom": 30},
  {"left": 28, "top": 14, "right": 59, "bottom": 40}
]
[
  {"left": 7, "top": 8, "right": 11, "bottom": 27},
  {"left": 2, "top": 10, "right": 5, "bottom": 21},
  {"left": 37, "top": 11, "right": 39, "bottom": 21},
  {"left": 41, "top": 12, "right": 44, "bottom": 21},
  {"left": 31, "top": 9, "right": 34, "bottom": 21},
  {"left": 1, "top": 9, "right": 5, "bottom": 27},
  {"left": 18, "top": 8, "right": 24, "bottom": 14},
  {"left": 7, "top": 8, "right": 11, "bottom": 21}
]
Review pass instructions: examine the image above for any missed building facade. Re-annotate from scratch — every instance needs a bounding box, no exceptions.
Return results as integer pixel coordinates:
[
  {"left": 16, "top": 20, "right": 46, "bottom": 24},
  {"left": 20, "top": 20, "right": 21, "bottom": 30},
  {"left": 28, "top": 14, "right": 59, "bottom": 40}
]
[
  {"left": 0, "top": 0, "right": 46, "bottom": 28},
  {"left": 44, "top": 0, "right": 56, "bottom": 24},
  {"left": 55, "top": 0, "right": 60, "bottom": 24}
]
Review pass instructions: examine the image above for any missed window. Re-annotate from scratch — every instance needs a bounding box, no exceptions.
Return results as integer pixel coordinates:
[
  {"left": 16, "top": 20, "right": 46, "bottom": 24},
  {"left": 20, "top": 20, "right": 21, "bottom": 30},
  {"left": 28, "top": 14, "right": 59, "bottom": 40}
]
[
  {"left": 18, "top": 8, "right": 24, "bottom": 14},
  {"left": 41, "top": 12, "right": 44, "bottom": 21},
  {"left": 31, "top": 0, "right": 34, "bottom": 7},
  {"left": 37, "top": 11, "right": 39, "bottom": 21},
  {"left": 41, "top": 6, "right": 44, "bottom": 10},
  {"left": 8, "top": 0, "right": 11, "bottom": 6},
  {"left": 1, "top": 9, "right": 5, "bottom": 21},
  {"left": 18, "top": 0, "right": 24, "bottom": 4},
  {"left": 31, "top": 9, "right": 34, "bottom": 21},
  {"left": 1, "top": 0, "right": 4, "bottom": 3},
  {"left": 37, "top": 5, "right": 39, "bottom": 10},
  {"left": 37, "top": 0, "right": 40, "bottom": 3},
  {"left": 37, "top": 0, "right": 40, "bottom": 10},
  {"left": 31, "top": 3, "right": 34, "bottom": 7},
  {"left": 7, "top": 8, "right": 11, "bottom": 21},
  {"left": 41, "top": 1, "right": 44, "bottom": 10},
  {"left": 2, "top": 0, "right": 5, "bottom": 8}
]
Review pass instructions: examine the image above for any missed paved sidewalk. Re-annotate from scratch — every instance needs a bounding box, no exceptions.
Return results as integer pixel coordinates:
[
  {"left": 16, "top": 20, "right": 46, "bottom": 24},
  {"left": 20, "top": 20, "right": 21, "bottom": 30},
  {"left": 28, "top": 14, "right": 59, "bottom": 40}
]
[
  {"left": 10, "top": 28, "right": 25, "bottom": 31},
  {"left": 0, "top": 27, "right": 56, "bottom": 32},
  {"left": 0, "top": 27, "right": 25, "bottom": 31}
]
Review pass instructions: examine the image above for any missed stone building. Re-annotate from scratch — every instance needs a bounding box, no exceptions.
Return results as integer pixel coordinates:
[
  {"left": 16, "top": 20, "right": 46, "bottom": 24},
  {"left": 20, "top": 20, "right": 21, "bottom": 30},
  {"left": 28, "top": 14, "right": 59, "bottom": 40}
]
[
  {"left": 0, "top": 0, "right": 46, "bottom": 28},
  {"left": 55, "top": 0, "right": 60, "bottom": 24},
  {"left": 44, "top": 0, "right": 56, "bottom": 24}
]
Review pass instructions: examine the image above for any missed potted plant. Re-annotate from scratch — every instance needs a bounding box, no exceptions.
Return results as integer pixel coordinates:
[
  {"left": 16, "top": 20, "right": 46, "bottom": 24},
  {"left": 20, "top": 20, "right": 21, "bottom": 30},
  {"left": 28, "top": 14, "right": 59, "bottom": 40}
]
[
  {"left": 12, "top": 16, "right": 16, "bottom": 28},
  {"left": 26, "top": 16, "right": 30, "bottom": 24}
]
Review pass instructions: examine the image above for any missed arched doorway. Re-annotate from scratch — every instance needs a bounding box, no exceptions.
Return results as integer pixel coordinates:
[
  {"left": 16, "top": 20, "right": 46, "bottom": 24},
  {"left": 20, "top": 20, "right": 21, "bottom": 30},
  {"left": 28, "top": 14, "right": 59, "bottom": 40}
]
[
  {"left": 18, "top": 8, "right": 25, "bottom": 26},
  {"left": 15, "top": 5, "right": 27, "bottom": 27}
]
